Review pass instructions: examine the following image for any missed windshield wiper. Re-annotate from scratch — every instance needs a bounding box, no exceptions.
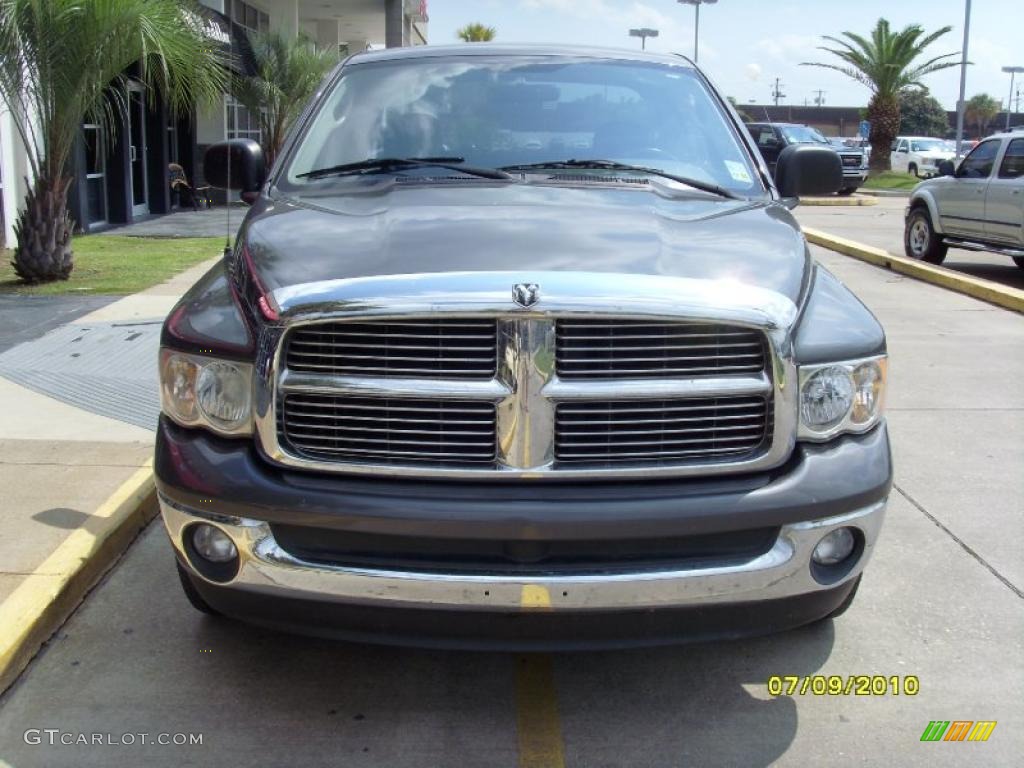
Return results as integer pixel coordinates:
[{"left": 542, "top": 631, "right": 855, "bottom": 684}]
[
  {"left": 499, "top": 159, "right": 741, "bottom": 199},
  {"left": 297, "top": 157, "right": 513, "bottom": 181}
]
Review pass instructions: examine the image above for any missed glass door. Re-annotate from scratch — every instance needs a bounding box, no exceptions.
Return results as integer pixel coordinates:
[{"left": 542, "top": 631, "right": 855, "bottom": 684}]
[
  {"left": 83, "top": 124, "right": 107, "bottom": 227},
  {"left": 127, "top": 82, "right": 148, "bottom": 217}
]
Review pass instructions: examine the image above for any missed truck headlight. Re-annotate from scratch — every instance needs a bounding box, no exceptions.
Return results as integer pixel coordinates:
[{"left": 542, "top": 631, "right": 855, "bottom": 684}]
[
  {"left": 798, "top": 356, "right": 887, "bottom": 440},
  {"left": 160, "top": 350, "right": 253, "bottom": 436}
]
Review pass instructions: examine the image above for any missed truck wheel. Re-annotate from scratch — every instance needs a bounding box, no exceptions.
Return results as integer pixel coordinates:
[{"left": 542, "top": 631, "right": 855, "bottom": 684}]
[
  {"left": 176, "top": 561, "right": 221, "bottom": 616},
  {"left": 1013, "top": 256, "right": 1024, "bottom": 271},
  {"left": 823, "top": 575, "right": 862, "bottom": 620},
  {"left": 908, "top": 162, "right": 919, "bottom": 178},
  {"left": 904, "top": 207, "right": 947, "bottom": 264},
  {"left": 837, "top": 186, "right": 856, "bottom": 196}
]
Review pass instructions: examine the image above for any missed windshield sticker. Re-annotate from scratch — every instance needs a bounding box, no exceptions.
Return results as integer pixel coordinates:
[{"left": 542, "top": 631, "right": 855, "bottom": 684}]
[{"left": 724, "top": 161, "right": 752, "bottom": 184}]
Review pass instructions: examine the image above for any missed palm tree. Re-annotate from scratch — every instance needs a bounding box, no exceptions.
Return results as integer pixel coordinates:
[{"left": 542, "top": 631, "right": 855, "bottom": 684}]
[
  {"left": 230, "top": 32, "right": 338, "bottom": 169},
  {"left": 964, "top": 93, "right": 1000, "bottom": 137},
  {"left": 0, "top": 0, "right": 227, "bottom": 283},
  {"left": 456, "top": 23, "right": 496, "bottom": 42},
  {"left": 802, "top": 19, "right": 960, "bottom": 171}
]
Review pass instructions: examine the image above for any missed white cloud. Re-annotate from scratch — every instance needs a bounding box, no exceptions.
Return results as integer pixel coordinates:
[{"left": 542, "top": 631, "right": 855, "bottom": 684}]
[
  {"left": 745, "top": 63, "right": 762, "bottom": 81},
  {"left": 755, "top": 34, "right": 821, "bottom": 62}
]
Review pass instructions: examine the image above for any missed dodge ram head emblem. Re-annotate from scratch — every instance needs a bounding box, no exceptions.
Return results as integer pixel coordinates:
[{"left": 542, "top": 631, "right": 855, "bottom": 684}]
[{"left": 512, "top": 283, "right": 540, "bottom": 308}]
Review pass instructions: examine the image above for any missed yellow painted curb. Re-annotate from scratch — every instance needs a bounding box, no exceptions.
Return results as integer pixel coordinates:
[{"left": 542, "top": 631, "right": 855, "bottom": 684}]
[
  {"left": 798, "top": 195, "right": 878, "bottom": 207},
  {"left": 0, "top": 462, "right": 156, "bottom": 695},
  {"left": 804, "top": 227, "right": 1024, "bottom": 314}
]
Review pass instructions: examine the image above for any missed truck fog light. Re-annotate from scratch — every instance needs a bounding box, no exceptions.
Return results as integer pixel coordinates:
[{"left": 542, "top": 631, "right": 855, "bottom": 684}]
[
  {"left": 191, "top": 524, "right": 238, "bottom": 563},
  {"left": 812, "top": 527, "right": 856, "bottom": 565}
]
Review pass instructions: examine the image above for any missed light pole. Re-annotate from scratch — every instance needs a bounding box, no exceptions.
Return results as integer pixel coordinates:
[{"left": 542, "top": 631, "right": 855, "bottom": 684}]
[
  {"left": 628, "top": 28, "right": 658, "bottom": 51},
  {"left": 954, "top": 0, "right": 971, "bottom": 159},
  {"left": 677, "top": 0, "right": 718, "bottom": 64},
  {"left": 1002, "top": 66, "right": 1024, "bottom": 130}
]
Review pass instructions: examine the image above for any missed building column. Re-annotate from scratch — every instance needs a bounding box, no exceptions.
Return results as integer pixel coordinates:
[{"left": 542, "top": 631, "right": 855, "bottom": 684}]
[
  {"left": 385, "top": 0, "right": 403, "bottom": 48},
  {"left": 316, "top": 19, "right": 340, "bottom": 53},
  {"left": 270, "top": 0, "right": 299, "bottom": 39}
]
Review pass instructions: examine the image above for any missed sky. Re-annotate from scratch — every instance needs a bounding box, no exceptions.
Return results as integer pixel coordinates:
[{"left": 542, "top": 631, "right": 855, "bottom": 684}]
[{"left": 425, "top": 0, "right": 1023, "bottom": 111}]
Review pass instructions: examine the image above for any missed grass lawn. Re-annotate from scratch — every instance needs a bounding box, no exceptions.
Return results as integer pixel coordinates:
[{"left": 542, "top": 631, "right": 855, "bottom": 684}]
[
  {"left": 862, "top": 171, "right": 920, "bottom": 191},
  {"left": 0, "top": 235, "right": 222, "bottom": 295}
]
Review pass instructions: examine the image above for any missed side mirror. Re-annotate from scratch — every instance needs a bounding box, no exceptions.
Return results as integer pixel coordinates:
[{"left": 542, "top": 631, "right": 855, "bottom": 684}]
[
  {"left": 774, "top": 144, "right": 843, "bottom": 198},
  {"left": 937, "top": 160, "right": 955, "bottom": 177},
  {"left": 204, "top": 139, "right": 266, "bottom": 196}
]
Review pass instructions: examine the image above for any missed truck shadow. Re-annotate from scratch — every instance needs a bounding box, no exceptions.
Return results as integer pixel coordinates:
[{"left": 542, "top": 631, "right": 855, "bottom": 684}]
[{"left": 195, "top": 607, "right": 834, "bottom": 767}]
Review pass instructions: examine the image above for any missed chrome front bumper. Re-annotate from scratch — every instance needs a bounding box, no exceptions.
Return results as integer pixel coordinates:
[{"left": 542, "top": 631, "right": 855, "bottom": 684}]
[{"left": 161, "top": 496, "right": 886, "bottom": 612}]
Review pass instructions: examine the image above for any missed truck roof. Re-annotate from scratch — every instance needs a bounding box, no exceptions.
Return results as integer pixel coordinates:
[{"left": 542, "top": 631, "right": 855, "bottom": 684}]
[{"left": 346, "top": 43, "right": 697, "bottom": 69}]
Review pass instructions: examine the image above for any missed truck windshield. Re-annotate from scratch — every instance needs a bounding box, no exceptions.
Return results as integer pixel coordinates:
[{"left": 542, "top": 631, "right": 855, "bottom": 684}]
[
  {"left": 910, "top": 139, "right": 946, "bottom": 152},
  {"left": 282, "top": 55, "right": 762, "bottom": 196},
  {"left": 779, "top": 125, "right": 829, "bottom": 145}
]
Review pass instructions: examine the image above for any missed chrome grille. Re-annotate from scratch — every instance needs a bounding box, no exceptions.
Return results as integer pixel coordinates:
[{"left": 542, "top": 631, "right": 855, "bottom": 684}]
[
  {"left": 265, "top": 286, "right": 792, "bottom": 479},
  {"left": 555, "top": 396, "right": 769, "bottom": 466},
  {"left": 556, "top": 320, "right": 766, "bottom": 379},
  {"left": 286, "top": 320, "right": 497, "bottom": 379},
  {"left": 280, "top": 395, "right": 497, "bottom": 466}
]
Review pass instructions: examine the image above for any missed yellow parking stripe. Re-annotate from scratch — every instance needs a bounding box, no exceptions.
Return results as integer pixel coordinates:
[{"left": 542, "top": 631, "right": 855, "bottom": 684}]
[
  {"left": 516, "top": 584, "right": 565, "bottom": 768},
  {"left": 516, "top": 654, "right": 565, "bottom": 768}
]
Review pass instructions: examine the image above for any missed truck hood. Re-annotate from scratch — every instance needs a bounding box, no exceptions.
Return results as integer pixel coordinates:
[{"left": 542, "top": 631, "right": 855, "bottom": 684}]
[{"left": 241, "top": 183, "right": 810, "bottom": 308}]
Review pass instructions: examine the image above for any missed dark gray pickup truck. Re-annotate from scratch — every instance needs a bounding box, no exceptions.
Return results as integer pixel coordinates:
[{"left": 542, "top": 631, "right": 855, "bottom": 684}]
[{"left": 156, "top": 45, "right": 891, "bottom": 648}]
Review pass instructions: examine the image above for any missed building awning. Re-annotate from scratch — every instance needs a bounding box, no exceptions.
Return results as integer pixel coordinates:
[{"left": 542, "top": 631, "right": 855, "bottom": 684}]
[{"left": 190, "top": 6, "right": 256, "bottom": 76}]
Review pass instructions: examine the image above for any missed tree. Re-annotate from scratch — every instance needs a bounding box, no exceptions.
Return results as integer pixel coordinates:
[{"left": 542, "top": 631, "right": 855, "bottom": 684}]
[
  {"left": 456, "top": 23, "right": 496, "bottom": 42},
  {"left": 727, "top": 96, "right": 752, "bottom": 123},
  {"left": 898, "top": 87, "right": 949, "bottom": 137},
  {"left": 231, "top": 32, "right": 338, "bottom": 169},
  {"left": 802, "top": 19, "right": 960, "bottom": 171},
  {"left": 964, "top": 93, "right": 1001, "bottom": 137},
  {"left": 0, "top": 0, "right": 227, "bottom": 283}
]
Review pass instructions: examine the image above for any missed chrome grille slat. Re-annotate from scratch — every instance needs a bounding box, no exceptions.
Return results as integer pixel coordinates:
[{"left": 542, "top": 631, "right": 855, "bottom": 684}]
[
  {"left": 554, "top": 395, "right": 769, "bottom": 467},
  {"left": 280, "top": 395, "right": 497, "bottom": 467},
  {"left": 286, "top": 320, "right": 498, "bottom": 380},
  {"left": 556, "top": 319, "right": 766, "bottom": 380}
]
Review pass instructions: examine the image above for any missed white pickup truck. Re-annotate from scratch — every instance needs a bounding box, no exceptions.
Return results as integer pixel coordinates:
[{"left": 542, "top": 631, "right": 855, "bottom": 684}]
[
  {"left": 891, "top": 136, "right": 956, "bottom": 178},
  {"left": 904, "top": 131, "right": 1024, "bottom": 268}
]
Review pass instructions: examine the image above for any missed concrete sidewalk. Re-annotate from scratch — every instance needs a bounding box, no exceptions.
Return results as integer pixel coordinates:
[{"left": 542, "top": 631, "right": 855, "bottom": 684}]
[{"left": 0, "top": 255, "right": 218, "bottom": 691}]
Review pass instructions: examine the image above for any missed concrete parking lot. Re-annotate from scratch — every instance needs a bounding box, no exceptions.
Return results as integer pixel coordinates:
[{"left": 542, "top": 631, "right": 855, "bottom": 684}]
[
  {"left": 0, "top": 244, "right": 1021, "bottom": 767},
  {"left": 796, "top": 197, "right": 1024, "bottom": 291}
]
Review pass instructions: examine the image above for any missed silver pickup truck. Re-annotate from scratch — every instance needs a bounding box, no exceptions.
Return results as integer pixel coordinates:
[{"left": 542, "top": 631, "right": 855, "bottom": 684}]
[{"left": 904, "top": 131, "right": 1024, "bottom": 267}]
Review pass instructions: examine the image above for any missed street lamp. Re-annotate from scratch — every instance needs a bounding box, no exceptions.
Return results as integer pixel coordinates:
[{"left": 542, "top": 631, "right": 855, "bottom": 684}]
[
  {"left": 629, "top": 28, "right": 658, "bottom": 51},
  {"left": 1002, "top": 65, "right": 1024, "bottom": 130},
  {"left": 954, "top": 0, "right": 971, "bottom": 159},
  {"left": 677, "top": 0, "right": 718, "bottom": 64}
]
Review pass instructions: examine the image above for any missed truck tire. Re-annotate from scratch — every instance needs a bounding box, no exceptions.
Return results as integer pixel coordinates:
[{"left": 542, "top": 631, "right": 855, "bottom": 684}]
[
  {"left": 837, "top": 186, "right": 857, "bottom": 196},
  {"left": 904, "top": 207, "right": 947, "bottom": 264},
  {"left": 176, "top": 561, "right": 221, "bottom": 616},
  {"left": 908, "top": 162, "right": 919, "bottom": 178},
  {"left": 1013, "top": 256, "right": 1024, "bottom": 271}
]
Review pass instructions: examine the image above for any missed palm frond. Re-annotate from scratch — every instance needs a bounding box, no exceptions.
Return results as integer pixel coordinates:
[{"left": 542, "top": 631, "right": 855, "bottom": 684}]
[
  {"left": 801, "top": 18, "right": 956, "bottom": 99},
  {"left": 0, "top": 0, "right": 229, "bottom": 184}
]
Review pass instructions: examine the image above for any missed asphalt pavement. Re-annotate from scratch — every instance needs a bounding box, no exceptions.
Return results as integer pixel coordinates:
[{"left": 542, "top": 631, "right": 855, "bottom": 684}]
[{"left": 0, "top": 244, "right": 1021, "bottom": 767}]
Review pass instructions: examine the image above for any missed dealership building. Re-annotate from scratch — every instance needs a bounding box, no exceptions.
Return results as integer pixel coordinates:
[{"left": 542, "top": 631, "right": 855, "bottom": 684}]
[{"left": 0, "top": 0, "right": 428, "bottom": 247}]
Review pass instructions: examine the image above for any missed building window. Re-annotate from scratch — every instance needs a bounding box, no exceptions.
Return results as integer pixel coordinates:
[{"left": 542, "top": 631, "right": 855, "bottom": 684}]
[
  {"left": 229, "top": 0, "right": 269, "bottom": 35},
  {"left": 83, "top": 124, "right": 107, "bottom": 225},
  {"left": 225, "top": 96, "right": 262, "bottom": 143}
]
